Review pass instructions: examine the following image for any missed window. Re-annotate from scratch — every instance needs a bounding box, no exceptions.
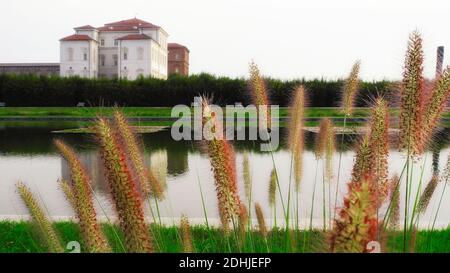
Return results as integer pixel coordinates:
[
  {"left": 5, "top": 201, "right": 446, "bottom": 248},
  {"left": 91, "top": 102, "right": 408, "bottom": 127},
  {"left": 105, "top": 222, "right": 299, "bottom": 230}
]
[
  {"left": 137, "top": 47, "right": 144, "bottom": 60},
  {"left": 67, "top": 47, "right": 74, "bottom": 61},
  {"left": 113, "top": 54, "right": 118, "bottom": 66},
  {"left": 100, "top": 39, "right": 105, "bottom": 46},
  {"left": 100, "top": 55, "right": 105, "bottom": 66},
  {"left": 123, "top": 47, "right": 128, "bottom": 60},
  {"left": 83, "top": 53, "right": 87, "bottom": 61},
  {"left": 114, "top": 39, "right": 119, "bottom": 46}
]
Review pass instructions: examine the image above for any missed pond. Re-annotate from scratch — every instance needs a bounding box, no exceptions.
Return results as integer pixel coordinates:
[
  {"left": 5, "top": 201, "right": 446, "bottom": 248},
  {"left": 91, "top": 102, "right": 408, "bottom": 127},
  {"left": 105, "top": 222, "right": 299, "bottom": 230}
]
[{"left": 1, "top": 121, "right": 449, "bottom": 229}]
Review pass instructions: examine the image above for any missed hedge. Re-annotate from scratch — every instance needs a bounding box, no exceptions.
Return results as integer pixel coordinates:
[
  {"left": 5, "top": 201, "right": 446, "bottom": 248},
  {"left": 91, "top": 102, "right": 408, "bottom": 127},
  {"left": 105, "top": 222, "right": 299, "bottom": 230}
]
[{"left": 0, "top": 73, "right": 395, "bottom": 107}]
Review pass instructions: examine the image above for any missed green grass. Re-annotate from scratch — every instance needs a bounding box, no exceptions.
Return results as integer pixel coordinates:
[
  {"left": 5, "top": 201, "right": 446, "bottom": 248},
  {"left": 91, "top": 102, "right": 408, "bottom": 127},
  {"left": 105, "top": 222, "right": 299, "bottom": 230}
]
[
  {"left": 0, "top": 221, "right": 448, "bottom": 253},
  {"left": 0, "top": 107, "right": 390, "bottom": 118}
]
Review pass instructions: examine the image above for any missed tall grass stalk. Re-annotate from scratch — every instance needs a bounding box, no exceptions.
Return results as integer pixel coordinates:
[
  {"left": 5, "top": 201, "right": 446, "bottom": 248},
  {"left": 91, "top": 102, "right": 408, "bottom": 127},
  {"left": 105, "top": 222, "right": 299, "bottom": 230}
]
[
  {"left": 95, "top": 118, "right": 153, "bottom": 253},
  {"left": 16, "top": 182, "right": 63, "bottom": 253},
  {"left": 54, "top": 140, "right": 110, "bottom": 253},
  {"left": 334, "top": 61, "right": 361, "bottom": 223}
]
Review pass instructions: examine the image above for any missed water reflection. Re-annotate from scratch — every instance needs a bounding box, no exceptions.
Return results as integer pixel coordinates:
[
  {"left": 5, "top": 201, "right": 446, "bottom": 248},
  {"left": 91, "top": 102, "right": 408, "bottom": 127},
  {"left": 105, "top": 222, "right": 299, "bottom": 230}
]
[{"left": 1, "top": 123, "right": 450, "bottom": 229}]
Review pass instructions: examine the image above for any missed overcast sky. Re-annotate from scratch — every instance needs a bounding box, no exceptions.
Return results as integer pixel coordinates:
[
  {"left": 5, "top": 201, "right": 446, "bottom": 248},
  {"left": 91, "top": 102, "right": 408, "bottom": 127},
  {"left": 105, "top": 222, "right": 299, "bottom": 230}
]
[{"left": 0, "top": 0, "right": 449, "bottom": 80}]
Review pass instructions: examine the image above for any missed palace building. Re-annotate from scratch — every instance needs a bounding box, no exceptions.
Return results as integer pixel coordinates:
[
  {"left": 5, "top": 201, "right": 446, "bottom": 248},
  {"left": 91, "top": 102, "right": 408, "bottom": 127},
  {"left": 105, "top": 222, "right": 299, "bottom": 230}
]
[{"left": 59, "top": 18, "right": 189, "bottom": 80}]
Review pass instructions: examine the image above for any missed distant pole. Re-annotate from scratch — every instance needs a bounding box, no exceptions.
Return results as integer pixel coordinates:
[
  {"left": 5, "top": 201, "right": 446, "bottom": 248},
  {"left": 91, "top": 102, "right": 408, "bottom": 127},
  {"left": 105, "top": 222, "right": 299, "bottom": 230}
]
[{"left": 436, "top": 46, "right": 444, "bottom": 77}]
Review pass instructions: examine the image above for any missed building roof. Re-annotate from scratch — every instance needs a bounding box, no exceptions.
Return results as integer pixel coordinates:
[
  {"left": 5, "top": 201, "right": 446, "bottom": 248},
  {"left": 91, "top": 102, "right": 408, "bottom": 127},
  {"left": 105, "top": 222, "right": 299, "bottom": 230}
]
[
  {"left": 116, "top": 34, "right": 152, "bottom": 41},
  {"left": 97, "top": 18, "right": 160, "bottom": 31},
  {"left": 60, "top": 34, "right": 94, "bottom": 41},
  {"left": 168, "top": 43, "right": 190, "bottom": 52},
  {"left": 74, "top": 25, "right": 96, "bottom": 30}
]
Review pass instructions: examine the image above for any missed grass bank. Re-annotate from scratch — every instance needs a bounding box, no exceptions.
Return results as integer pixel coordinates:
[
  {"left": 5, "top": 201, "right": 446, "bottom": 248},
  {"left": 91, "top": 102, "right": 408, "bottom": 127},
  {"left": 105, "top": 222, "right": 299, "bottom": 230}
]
[
  {"left": 0, "top": 221, "right": 448, "bottom": 253},
  {"left": 0, "top": 107, "right": 385, "bottom": 118}
]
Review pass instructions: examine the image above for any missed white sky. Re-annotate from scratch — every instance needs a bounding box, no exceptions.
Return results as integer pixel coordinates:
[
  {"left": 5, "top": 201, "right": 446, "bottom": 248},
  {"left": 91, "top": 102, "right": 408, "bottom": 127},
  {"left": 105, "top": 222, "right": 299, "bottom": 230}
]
[{"left": 0, "top": 0, "right": 449, "bottom": 80}]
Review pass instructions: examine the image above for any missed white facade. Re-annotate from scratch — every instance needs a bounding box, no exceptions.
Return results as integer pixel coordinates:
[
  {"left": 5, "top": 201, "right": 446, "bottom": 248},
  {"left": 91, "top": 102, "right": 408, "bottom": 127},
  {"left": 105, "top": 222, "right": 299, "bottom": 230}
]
[{"left": 59, "top": 18, "right": 168, "bottom": 80}]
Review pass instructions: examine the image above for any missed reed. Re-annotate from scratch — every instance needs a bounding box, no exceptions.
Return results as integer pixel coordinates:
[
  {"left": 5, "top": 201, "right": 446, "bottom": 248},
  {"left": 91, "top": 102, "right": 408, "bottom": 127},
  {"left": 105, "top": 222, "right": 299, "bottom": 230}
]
[
  {"left": 114, "top": 110, "right": 164, "bottom": 200},
  {"left": 367, "top": 98, "right": 389, "bottom": 208},
  {"left": 417, "top": 175, "right": 439, "bottom": 214},
  {"left": 95, "top": 118, "right": 153, "bottom": 253},
  {"left": 387, "top": 174, "right": 400, "bottom": 229},
  {"left": 201, "top": 97, "right": 242, "bottom": 232},
  {"left": 243, "top": 152, "right": 252, "bottom": 202},
  {"left": 334, "top": 61, "right": 361, "bottom": 224},
  {"left": 54, "top": 140, "right": 111, "bottom": 253},
  {"left": 16, "top": 182, "right": 63, "bottom": 253},
  {"left": 255, "top": 203, "right": 268, "bottom": 239},
  {"left": 268, "top": 168, "right": 277, "bottom": 208},
  {"left": 420, "top": 68, "right": 450, "bottom": 152},
  {"left": 59, "top": 179, "right": 76, "bottom": 210},
  {"left": 288, "top": 85, "right": 306, "bottom": 190},
  {"left": 248, "top": 61, "right": 271, "bottom": 128},
  {"left": 399, "top": 31, "right": 424, "bottom": 156},
  {"left": 341, "top": 61, "right": 361, "bottom": 116},
  {"left": 238, "top": 204, "right": 249, "bottom": 241},
  {"left": 315, "top": 118, "right": 334, "bottom": 229},
  {"left": 180, "top": 214, "right": 194, "bottom": 253}
]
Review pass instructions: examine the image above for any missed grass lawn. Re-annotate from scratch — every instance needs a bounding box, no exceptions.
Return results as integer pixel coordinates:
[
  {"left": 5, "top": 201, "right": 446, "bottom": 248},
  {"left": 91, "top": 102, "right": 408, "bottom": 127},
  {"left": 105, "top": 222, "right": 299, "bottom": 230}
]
[
  {"left": 0, "top": 221, "right": 448, "bottom": 253},
  {"left": 0, "top": 107, "right": 389, "bottom": 118}
]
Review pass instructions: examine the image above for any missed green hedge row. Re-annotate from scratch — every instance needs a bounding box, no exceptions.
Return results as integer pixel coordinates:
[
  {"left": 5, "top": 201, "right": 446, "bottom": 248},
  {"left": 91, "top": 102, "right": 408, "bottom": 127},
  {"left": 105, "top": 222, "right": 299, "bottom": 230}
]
[{"left": 0, "top": 73, "right": 395, "bottom": 107}]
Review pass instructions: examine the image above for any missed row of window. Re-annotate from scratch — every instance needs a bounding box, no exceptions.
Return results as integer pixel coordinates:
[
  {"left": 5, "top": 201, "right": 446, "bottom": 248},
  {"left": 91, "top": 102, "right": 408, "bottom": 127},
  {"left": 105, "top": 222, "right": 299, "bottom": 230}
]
[{"left": 66, "top": 47, "right": 167, "bottom": 67}]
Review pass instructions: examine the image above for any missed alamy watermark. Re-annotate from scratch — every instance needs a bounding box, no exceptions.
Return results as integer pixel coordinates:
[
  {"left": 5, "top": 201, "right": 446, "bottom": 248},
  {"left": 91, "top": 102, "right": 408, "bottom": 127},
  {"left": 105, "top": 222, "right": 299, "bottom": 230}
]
[{"left": 170, "top": 97, "right": 279, "bottom": 151}]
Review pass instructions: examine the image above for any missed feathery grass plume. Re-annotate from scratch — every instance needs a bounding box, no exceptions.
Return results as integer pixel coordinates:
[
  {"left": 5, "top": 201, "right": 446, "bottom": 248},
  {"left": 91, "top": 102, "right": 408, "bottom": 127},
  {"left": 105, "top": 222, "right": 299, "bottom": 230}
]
[
  {"left": 59, "top": 179, "right": 76, "bottom": 210},
  {"left": 17, "top": 182, "right": 63, "bottom": 253},
  {"left": 367, "top": 98, "right": 390, "bottom": 206},
  {"left": 238, "top": 203, "right": 249, "bottom": 239},
  {"left": 268, "top": 168, "right": 277, "bottom": 207},
  {"left": 180, "top": 214, "right": 194, "bottom": 253},
  {"left": 341, "top": 61, "right": 361, "bottom": 116},
  {"left": 255, "top": 202, "right": 268, "bottom": 238},
  {"left": 330, "top": 177, "right": 377, "bottom": 253},
  {"left": 201, "top": 97, "right": 242, "bottom": 232},
  {"left": 417, "top": 175, "right": 439, "bottom": 214},
  {"left": 315, "top": 118, "right": 331, "bottom": 159},
  {"left": 248, "top": 61, "right": 271, "bottom": 128},
  {"left": 420, "top": 67, "right": 450, "bottom": 152},
  {"left": 148, "top": 170, "right": 165, "bottom": 200},
  {"left": 113, "top": 110, "right": 165, "bottom": 199},
  {"left": 324, "top": 121, "right": 335, "bottom": 183},
  {"left": 399, "top": 31, "right": 425, "bottom": 155},
  {"left": 95, "top": 118, "right": 153, "bottom": 253},
  {"left": 243, "top": 152, "right": 252, "bottom": 202},
  {"left": 54, "top": 140, "right": 110, "bottom": 253},
  {"left": 315, "top": 118, "right": 334, "bottom": 182},
  {"left": 288, "top": 85, "right": 305, "bottom": 189},
  {"left": 388, "top": 174, "right": 400, "bottom": 229},
  {"left": 351, "top": 136, "right": 371, "bottom": 183}
]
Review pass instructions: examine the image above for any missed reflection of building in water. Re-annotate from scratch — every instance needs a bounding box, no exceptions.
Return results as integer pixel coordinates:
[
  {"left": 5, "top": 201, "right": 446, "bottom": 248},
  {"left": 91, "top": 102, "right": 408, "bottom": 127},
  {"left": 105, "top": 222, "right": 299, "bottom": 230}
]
[
  {"left": 60, "top": 151, "right": 108, "bottom": 193},
  {"left": 144, "top": 149, "right": 168, "bottom": 189},
  {"left": 165, "top": 146, "right": 189, "bottom": 175}
]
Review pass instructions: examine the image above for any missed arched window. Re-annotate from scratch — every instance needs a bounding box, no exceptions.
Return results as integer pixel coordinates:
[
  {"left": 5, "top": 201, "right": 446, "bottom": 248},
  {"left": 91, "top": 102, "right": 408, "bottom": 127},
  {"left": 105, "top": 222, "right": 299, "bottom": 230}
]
[
  {"left": 67, "top": 47, "right": 74, "bottom": 61},
  {"left": 137, "top": 47, "right": 144, "bottom": 60}
]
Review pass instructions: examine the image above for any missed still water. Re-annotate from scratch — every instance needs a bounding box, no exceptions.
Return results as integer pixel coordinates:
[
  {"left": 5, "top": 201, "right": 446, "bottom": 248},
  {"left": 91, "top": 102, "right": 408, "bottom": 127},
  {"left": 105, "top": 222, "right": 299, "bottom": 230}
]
[{"left": 1, "top": 122, "right": 449, "bottom": 229}]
